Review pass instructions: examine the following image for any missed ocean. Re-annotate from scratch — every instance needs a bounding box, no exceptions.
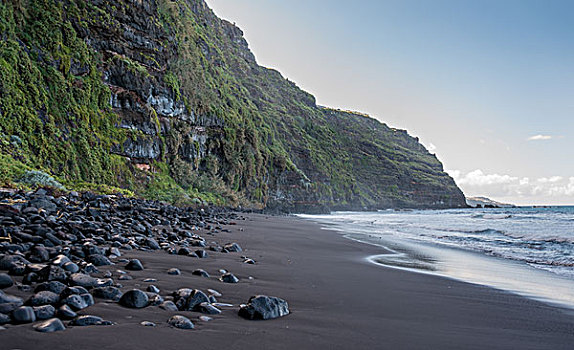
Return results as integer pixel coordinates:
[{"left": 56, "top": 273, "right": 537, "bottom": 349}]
[{"left": 299, "top": 207, "right": 574, "bottom": 308}]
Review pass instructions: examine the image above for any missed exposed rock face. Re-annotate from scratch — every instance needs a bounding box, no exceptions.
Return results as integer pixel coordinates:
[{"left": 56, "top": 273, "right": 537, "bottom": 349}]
[{"left": 0, "top": 0, "right": 466, "bottom": 212}]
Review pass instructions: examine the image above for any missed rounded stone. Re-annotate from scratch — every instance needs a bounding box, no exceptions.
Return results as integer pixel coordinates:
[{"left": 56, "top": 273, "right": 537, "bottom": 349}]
[
  {"left": 238, "top": 295, "right": 290, "bottom": 320},
  {"left": 119, "top": 289, "right": 149, "bottom": 309},
  {"left": 12, "top": 306, "right": 36, "bottom": 323},
  {"left": 192, "top": 269, "right": 209, "bottom": 278},
  {"left": 0, "top": 273, "right": 14, "bottom": 289},
  {"left": 92, "top": 286, "right": 123, "bottom": 301},
  {"left": 27, "top": 291, "right": 60, "bottom": 306},
  {"left": 125, "top": 259, "right": 144, "bottom": 271},
  {"left": 167, "top": 268, "right": 181, "bottom": 275},
  {"left": 220, "top": 273, "right": 239, "bottom": 283},
  {"left": 167, "top": 315, "right": 194, "bottom": 330},
  {"left": 34, "top": 318, "right": 66, "bottom": 333},
  {"left": 33, "top": 304, "right": 56, "bottom": 320},
  {"left": 57, "top": 305, "right": 77, "bottom": 319}
]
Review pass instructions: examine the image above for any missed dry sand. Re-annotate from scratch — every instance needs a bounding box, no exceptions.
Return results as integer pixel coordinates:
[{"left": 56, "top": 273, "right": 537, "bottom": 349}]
[{"left": 3, "top": 214, "right": 574, "bottom": 349}]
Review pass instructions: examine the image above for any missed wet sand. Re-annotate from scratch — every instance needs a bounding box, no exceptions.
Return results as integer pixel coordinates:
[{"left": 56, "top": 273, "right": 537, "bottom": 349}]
[{"left": 3, "top": 214, "right": 574, "bottom": 349}]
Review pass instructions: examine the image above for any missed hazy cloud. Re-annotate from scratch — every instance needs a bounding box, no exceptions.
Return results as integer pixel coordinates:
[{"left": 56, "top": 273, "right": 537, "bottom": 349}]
[
  {"left": 527, "top": 134, "right": 553, "bottom": 141},
  {"left": 448, "top": 169, "right": 574, "bottom": 201}
]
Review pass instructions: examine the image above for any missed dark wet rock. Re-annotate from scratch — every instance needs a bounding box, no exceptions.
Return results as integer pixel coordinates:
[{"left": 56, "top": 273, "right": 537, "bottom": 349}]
[
  {"left": 220, "top": 273, "right": 239, "bottom": 283},
  {"left": 81, "top": 293, "right": 95, "bottom": 308},
  {"left": 145, "top": 238, "right": 160, "bottom": 250},
  {"left": 177, "top": 247, "right": 191, "bottom": 256},
  {"left": 167, "top": 268, "right": 181, "bottom": 275},
  {"left": 167, "top": 315, "right": 194, "bottom": 329},
  {"left": 195, "top": 250, "right": 208, "bottom": 258},
  {"left": 118, "top": 274, "right": 133, "bottom": 280},
  {"left": 146, "top": 285, "right": 160, "bottom": 294},
  {"left": 0, "top": 313, "right": 10, "bottom": 324},
  {"left": 51, "top": 255, "right": 71, "bottom": 266},
  {"left": 0, "top": 290, "right": 23, "bottom": 306},
  {"left": 192, "top": 269, "right": 209, "bottom": 278},
  {"left": 119, "top": 289, "right": 149, "bottom": 308},
  {"left": 239, "top": 295, "right": 290, "bottom": 320},
  {"left": 12, "top": 306, "right": 36, "bottom": 323},
  {"left": 27, "top": 291, "right": 60, "bottom": 306},
  {"left": 159, "top": 301, "right": 178, "bottom": 311},
  {"left": 57, "top": 305, "right": 77, "bottom": 319},
  {"left": 207, "top": 288, "right": 222, "bottom": 297},
  {"left": 209, "top": 295, "right": 217, "bottom": 304},
  {"left": 28, "top": 246, "right": 50, "bottom": 263},
  {"left": 145, "top": 292, "right": 163, "bottom": 306},
  {"left": 185, "top": 290, "right": 209, "bottom": 311},
  {"left": 92, "top": 286, "right": 123, "bottom": 301},
  {"left": 22, "top": 272, "right": 40, "bottom": 284},
  {"left": 60, "top": 286, "right": 89, "bottom": 299},
  {"left": 197, "top": 302, "right": 221, "bottom": 315},
  {"left": 70, "top": 315, "right": 114, "bottom": 326},
  {"left": 69, "top": 273, "right": 99, "bottom": 288},
  {"left": 140, "top": 321, "right": 156, "bottom": 327},
  {"left": 34, "top": 317, "right": 66, "bottom": 332},
  {"left": 87, "top": 254, "right": 112, "bottom": 266},
  {"left": 35, "top": 281, "right": 67, "bottom": 295},
  {"left": 62, "top": 262, "right": 80, "bottom": 273},
  {"left": 125, "top": 259, "right": 144, "bottom": 271},
  {"left": 83, "top": 263, "right": 99, "bottom": 274},
  {"left": 224, "top": 243, "right": 242, "bottom": 252},
  {"left": 0, "top": 273, "right": 14, "bottom": 289},
  {"left": 8, "top": 263, "right": 26, "bottom": 276},
  {"left": 61, "top": 294, "right": 89, "bottom": 311},
  {"left": 243, "top": 258, "right": 256, "bottom": 264},
  {"left": 33, "top": 304, "right": 56, "bottom": 320},
  {"left": 108, "top": 247, "right": 121, "bottom": 257}
]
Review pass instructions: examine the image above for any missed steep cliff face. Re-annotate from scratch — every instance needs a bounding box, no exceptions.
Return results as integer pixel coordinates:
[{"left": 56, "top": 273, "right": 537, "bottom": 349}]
[{"left": 0, "top": 0, "right": 466, "bottom": 211}]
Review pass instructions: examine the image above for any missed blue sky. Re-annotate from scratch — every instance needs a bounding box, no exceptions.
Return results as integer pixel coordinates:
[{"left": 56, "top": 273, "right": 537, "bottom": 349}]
[{"left": 205, "top": 0, "right": 574, "bottom": 205}]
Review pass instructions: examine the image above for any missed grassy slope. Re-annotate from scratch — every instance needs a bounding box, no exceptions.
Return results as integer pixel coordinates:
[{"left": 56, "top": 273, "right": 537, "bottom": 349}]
[{"left": 0, "top": 0, "right": 465, "bottom": 210}]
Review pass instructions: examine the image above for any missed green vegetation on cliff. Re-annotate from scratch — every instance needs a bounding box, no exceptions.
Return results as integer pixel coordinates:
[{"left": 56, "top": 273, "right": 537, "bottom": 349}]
[{"left": 0, "top": 0, "right": 465, "bottom": 211}]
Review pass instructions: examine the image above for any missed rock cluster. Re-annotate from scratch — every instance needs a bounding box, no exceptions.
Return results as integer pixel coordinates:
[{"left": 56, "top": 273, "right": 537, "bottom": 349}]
[{"left": 0, "top": 189, "right": 288, "bottom": 334}]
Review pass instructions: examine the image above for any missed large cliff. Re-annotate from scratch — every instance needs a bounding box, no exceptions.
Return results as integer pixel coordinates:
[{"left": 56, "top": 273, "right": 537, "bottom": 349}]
[{"left": 0, "top": 0, "right": 466, "bottom": 212}]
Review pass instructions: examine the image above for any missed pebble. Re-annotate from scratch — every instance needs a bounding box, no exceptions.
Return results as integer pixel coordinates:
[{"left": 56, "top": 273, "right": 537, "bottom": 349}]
[
  {"left": 167, "top": 315, "right": 194, "bottom": 330},
  {"left": 125, "top": 259, "right": 144, "bottom": 271},
  {"left": 119, "top": 289, "right": 149, "bottom": 309},
  {"left": 0, "top": 273, "right": 14, "bottom": 289},
  {"left": 220, "top": 273, "right": 239, "bottom": 283},
  {"left": 140, "top": 321, "right": 156, "bottom": 327},
  {"left": 33, "top": 305, "right": 56, "bottom": 320},
  {"left": 207, "top": 289, "right": 222, "bottom": 297},
  {"left": 159, "top": 300, "right": 178, "bottom": 311},
  {"left": 167, "top": 268, "right": 181, "bottom": 275},
  {"left": 11, "top": 306, "right": 36, "bottom": 323},
  {"left": 69, "top": 315, "right": 114, "bottom": 326},
  {"left": 34, "top": 318, "right": 66, "bottom": 332},
  {"left": 192, "top": 269, "right": 209, "bottom": 278},
  {"left": 146, "top": 285, "right": 160, "bottom": 294}
]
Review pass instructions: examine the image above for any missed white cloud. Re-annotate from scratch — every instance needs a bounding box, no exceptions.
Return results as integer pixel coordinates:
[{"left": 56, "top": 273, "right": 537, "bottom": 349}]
[
  {"left": 427, "top": 143, "right": 436, "bottom": 152},
  {"left": 447, "top": 169, "right": 574, "bottom": 202},
  {"left": 527, "top": 134, "right": 553, "bottom": 141}
]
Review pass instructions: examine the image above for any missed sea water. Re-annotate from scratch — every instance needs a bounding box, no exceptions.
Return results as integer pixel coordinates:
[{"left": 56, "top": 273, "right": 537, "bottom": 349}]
[{"left": 299, "top": 207, "right": 574, "bottom": 308}]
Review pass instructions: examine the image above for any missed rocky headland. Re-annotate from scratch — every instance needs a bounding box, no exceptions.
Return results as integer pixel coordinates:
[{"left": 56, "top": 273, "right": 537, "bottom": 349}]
[{"left": 0, "top": 0, "right": 465, "bottom": 213}]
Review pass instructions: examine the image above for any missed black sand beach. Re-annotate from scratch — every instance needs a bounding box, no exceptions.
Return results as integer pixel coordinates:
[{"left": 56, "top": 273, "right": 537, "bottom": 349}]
[{"left": 3, "top": 213, "right": 574, "bottom": 350}]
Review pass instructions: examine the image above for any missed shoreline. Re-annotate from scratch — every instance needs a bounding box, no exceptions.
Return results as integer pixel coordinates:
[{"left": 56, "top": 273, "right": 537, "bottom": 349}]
[
  {"left": 3, "top": 213, "right": 574, "bottom": 349},
  {"left": 299, "top": 209, "right": 574, "bottom": 310}
]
